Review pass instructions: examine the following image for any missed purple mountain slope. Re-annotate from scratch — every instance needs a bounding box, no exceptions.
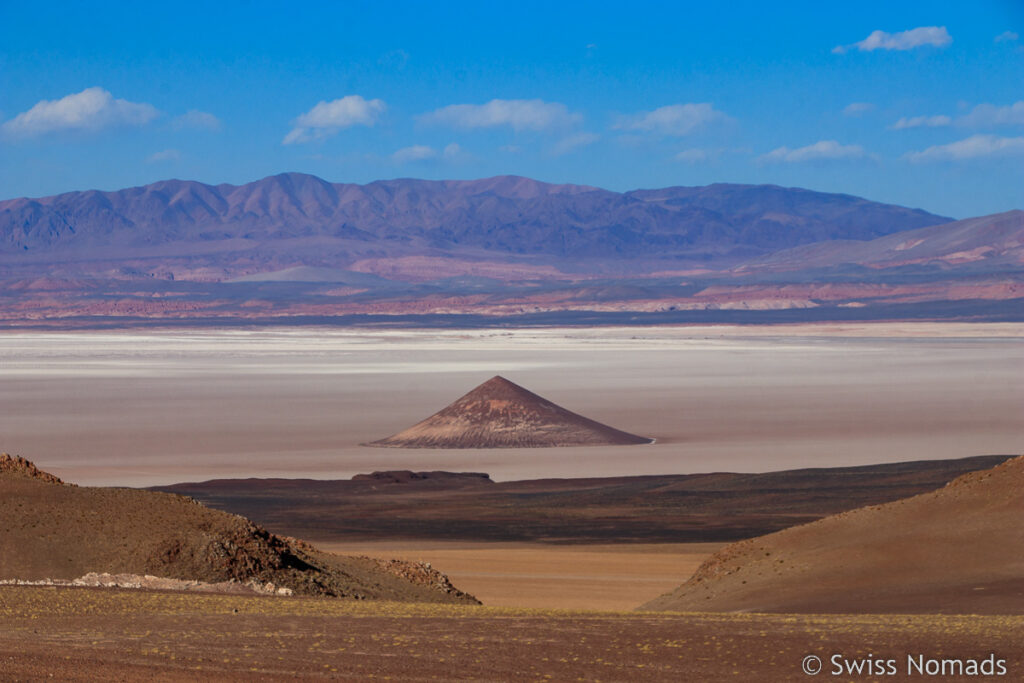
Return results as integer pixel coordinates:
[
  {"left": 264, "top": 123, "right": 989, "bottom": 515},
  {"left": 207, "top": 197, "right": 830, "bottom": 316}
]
[
  {"left": 0, "top": 173, "right": 949, "bottom": 268},
  {"left": 3, "top": 174, "right": 1020, "bottom": 325},
  {"left": 741, "top": 209, "right": 1024, "bottom": 274}
]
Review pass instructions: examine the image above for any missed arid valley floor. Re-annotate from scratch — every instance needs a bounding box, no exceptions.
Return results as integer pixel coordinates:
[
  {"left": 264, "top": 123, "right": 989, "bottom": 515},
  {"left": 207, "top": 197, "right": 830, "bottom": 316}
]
[
  {"left": 3, "top": 588, "right": 1022, "bottom": 682},
  {"left": 2, "top": 323, "right": 1020, "bottom": 486},
  {"left": 1, "top": 323, "right": 1022, "bottom": 680}
]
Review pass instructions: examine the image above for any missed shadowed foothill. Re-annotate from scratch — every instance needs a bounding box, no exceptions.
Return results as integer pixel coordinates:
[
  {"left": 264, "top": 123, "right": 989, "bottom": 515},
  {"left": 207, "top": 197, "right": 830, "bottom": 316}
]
[{"left": 156, "top": 455, "right": 1011, "bottom": 545}]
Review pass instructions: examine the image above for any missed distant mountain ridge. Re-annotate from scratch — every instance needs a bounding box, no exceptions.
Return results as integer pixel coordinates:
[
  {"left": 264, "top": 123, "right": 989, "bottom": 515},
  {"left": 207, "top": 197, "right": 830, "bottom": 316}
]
[
  {"left": 743, "top": 209, "right": 1024, "bottom": 273},
  {"left": 0, "top": 173, "right": 1019, "bottom": 325},
  {"left": 0, "top": 173, "right": 949, "bottom": 264}
]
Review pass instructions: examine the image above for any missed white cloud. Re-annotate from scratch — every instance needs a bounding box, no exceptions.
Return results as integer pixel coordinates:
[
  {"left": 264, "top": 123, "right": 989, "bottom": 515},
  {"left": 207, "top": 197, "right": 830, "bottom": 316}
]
[
  {"left": 833, "top": 26, "right": 952, "bottom": 54},
  {"left": 674, "top": 149, "right": 710, "bottom": 163},
  {"left": 550, "top": 132, "right": 599, "bottom": 156},
  {"left": 1, "top": 87, "right": 158, "bottom": 138},
  {"left": 173, "top": 110, "right": 221, "bottom": 131},
  {"left": 147, "top": 149, "right": 181, "bottom": 163},
  {"left": 958, "top": 101, "right": 1024, "bottom": 128},
  {"left": 391, "top": 142, "right": 462, "bottom": 163},
  {"left": 905, "top": 134, "right": 1024, "bottom": 162},
  {"left": 994, "top": 31, "right": 1019, "bottom": 43},
  {"left": 613, "top": 103, "right": 727, "bottom": 136},
  {"left": 759, "top": 140, "right": 868, "bottom": 163},
  {"left": 676, "top": 147, "right": 750, "bottom": 163},
  {"left": 843, "top": 102, "right": 875, "bottom": 117},
  {"left": 888, "top": 102, "right": 1024, "bottom": 132},
  {"left": 420, "top": 99, "right": 580, "bottom": 131},
  {"left": 890, "top": 114, "right": 952, "bottom": 130},
  {"left": 283, "top": 95, "right": 386, "bottom": 144},
  {"left": 392, "top": 145, "right": 437, "bottom": 162}
]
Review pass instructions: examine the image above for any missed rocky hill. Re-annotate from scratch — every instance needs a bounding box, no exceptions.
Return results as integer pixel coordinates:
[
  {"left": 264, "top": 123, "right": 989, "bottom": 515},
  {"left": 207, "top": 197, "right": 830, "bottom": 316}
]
[
  {"left": 641, "top": 454, "right": 1024, "bottom": 614},
  {"left": 0, "top": 453, "right": 68, "bottom": 485},
  {"left": 369, "top": 375, "right": 652, "bottom": 448},
  {"left": 0, "top": 454, "right": 476, "bottom": 603}
]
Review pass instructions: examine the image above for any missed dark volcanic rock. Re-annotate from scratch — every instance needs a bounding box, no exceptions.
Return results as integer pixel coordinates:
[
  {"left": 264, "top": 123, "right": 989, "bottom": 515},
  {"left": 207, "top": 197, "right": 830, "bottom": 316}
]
[
  {"left": 352, "top": 471, "right": 494, "bottom": 485},
  {"left": 154, "top": 455, "right": 1012, "bottom": 545}
]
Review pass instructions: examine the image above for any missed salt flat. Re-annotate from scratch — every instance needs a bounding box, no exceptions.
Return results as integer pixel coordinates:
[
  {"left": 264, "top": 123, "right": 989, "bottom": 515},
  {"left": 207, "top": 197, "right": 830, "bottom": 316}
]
[{"left": 0, "top": 323, "right": 1020, "bottom": 487}]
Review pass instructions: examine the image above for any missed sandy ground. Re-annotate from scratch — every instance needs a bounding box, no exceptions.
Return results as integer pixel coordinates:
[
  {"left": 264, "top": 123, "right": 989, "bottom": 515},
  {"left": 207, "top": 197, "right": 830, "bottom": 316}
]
[
  {"left": 317, "top": 541, "right": 722, "bottom": 610},
  {"left": 0, "top": 323, "right": 1021, "bottom": 487},
  {"left": 1, "top": 586, "right": 1022, "bottom": 681}
]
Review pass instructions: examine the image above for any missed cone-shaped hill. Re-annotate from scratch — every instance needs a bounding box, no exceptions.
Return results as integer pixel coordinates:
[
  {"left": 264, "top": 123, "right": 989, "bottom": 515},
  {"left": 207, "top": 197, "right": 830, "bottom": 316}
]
[
  {"left": 0, "top": 453, "right": 477, "bottom": 604},
  {"left": 641, "top": 454, "right": 1024, "bottom": 615},
  {"left": 369, "top": 376, "right": 652, "bottom": 449}
]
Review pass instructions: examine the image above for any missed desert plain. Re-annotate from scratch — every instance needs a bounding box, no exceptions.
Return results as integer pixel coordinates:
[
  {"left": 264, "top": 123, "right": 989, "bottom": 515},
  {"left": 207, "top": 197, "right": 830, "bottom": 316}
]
[
  {"left": 1, "top": 322, "right": 1021, "bottom": 487},
  {"left": 3, "top": 587, "right": 1022, "bottom": 682},
  {"left": 2, "top": 322, "right": 1022, "bottom": 680}
]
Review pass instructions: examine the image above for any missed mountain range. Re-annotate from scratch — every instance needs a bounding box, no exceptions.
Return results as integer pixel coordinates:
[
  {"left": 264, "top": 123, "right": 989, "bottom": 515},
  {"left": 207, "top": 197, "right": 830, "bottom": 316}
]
[{"left": 0, "top": 173, "right": 1020, "bottom": 325}]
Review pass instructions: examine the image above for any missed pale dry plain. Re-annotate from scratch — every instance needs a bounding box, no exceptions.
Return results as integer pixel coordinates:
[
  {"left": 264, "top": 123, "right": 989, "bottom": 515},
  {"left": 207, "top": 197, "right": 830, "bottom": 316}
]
[
  {"left": 316, "top": 541, "right": 723, "bottom": 611},
  {"left": 0, "top": 323, "right": 1020, "bottom": 487}
]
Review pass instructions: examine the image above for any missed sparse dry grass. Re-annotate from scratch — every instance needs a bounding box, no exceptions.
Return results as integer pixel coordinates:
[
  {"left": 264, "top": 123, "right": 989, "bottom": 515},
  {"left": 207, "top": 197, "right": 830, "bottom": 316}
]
[{"left": 2, "top": 586, "right": 1022, "bottom": 681}]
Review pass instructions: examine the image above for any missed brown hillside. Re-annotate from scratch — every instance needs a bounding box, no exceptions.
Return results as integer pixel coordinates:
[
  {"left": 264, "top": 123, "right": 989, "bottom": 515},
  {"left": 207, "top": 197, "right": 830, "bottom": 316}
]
[
  {"left": 0, "top": 455, "right": 476, "bottom": 604},
  {"left": 369, "top": 376, "right": 652, "bottom": 448},
  {"left": 641, "top": 454, "right": 1024, "bottom": 614}
]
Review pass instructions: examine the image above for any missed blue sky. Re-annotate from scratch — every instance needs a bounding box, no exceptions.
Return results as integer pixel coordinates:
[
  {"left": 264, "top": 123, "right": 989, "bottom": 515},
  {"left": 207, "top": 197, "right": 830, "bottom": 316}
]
[{"left": 1, "top": 1, "right": 1021, "bottom": 218}]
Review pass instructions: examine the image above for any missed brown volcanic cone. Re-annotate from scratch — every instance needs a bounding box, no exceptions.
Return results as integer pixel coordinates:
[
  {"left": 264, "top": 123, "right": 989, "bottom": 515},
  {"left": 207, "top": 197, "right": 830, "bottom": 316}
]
[
  {"left": 369, "top": 376, "right": 652, "bottom": 449},
  {"left": 0, "top": 454, "right": 476, "bottom": 604},
  {"left": 641, "top": 454, "right": 1024, "bottom": 614}
]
